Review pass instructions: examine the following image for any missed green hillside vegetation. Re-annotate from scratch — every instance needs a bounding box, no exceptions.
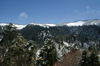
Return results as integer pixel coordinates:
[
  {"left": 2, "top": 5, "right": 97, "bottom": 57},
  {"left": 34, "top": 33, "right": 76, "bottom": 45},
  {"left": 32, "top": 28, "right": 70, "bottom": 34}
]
[{"left": 0, "top": 23, "right": 100, "bottom": 66}]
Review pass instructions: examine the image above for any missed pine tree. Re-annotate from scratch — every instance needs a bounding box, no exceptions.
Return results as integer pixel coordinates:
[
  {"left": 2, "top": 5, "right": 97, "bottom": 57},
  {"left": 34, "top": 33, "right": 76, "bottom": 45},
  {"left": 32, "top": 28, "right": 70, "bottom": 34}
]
[
  {"left": 80, "top": 50, "right": 89, "bottom": 66},
  {"left": 80, "top": 50, "right": 100, "bottom": 66},
  {"left": 0, "top": 23, "right": 17, "bottom": 48},
  {"left": 0, "top": 23, "right": 18, "bottom": 66},
  {"left": 88, "top": 51, "right": 100, "bottom": 66},
  {"left": 0, "top": 23, "right": 37, "bottom": 66},
  {"left": 0, "top": 23, "right": 27, "bottom": 66},
  {"left": 24, "top": 40, "right": 37, "bottom": 66},
  {"left": 38, "top": 39, "right": 57, "bottom": 66}
]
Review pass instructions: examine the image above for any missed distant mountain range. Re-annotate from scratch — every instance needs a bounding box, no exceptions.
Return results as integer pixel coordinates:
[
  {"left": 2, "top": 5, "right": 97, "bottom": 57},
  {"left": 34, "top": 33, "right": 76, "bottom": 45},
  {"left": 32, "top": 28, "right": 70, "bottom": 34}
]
[
  {"left": 57, "top": 19, "right": 100, "bottom": 26},
  {"left": 1, "top": 19, "right": 100, "bottom": 49},
  {"left": 1, "top": 19, "right": 100, "bottom": 29}
]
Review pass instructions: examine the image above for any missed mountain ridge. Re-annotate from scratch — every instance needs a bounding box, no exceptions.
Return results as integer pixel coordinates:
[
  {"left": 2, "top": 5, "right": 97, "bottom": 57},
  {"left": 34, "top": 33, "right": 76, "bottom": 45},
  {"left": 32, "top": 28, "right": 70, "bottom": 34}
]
[{"left": 1, "top": 19, "right": 100, "bottom": 29}]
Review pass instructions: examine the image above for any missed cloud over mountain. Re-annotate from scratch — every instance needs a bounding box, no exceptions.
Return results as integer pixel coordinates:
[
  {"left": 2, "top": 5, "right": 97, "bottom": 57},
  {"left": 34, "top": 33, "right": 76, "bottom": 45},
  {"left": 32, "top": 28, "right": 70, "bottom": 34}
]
[{"left": 19, "top": 12, "right": 27, "bottom": 20}]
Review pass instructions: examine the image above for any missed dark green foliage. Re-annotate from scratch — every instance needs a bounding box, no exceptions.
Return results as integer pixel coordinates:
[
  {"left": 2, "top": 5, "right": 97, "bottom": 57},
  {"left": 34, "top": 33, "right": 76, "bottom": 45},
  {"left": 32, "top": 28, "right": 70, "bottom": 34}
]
[
  {"left": 88, "top": 51, "right": 100, "bottom": 66},
  {"left": 18, "top": 25, "right": 70, "bottom": 46},
  {"left": 0, "top": 23, "right": 37, "bottom": 66},
  {"left": 80, "top": 50, "right": 100, "bottom": 66},
  {"left": 1, "top": 23, "right": 100, "bottom": 66},
  {"left": 19, "top": 25, "right": 100, "bottom": 49},
  {"left": 38, "top": 39, "right": 57, "bottom": 66},
  {"left": 0, "top": 23, "right": 17, "bottom": 47},
  {"left": 80, "top": 50, "right": 89, "bottom": 66}
]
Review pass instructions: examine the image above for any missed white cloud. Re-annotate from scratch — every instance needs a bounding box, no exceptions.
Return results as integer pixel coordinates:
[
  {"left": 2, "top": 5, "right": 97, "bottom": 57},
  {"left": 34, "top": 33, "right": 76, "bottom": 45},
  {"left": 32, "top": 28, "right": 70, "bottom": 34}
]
[
  {"left": 84, "top": 6, "right": 100, "bottom": 14},
  {"left": 75, "top": 6, "right": 100, "bottom": 17},
  {"left": 19, "top": 12, "right": 27, "bottom": 20}
]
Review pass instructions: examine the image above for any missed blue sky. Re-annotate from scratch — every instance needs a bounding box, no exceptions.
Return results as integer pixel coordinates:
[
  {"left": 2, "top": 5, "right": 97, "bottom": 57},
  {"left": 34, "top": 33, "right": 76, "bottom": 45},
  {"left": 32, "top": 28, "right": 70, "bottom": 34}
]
[{"left": 0, "top": 0, "right": 100, "bottom": 24}]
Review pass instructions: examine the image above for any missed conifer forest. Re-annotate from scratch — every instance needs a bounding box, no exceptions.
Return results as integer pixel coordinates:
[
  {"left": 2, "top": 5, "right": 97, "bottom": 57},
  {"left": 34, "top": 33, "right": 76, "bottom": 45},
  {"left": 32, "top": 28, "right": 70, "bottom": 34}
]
[{"left": 0, "top": 23, "right": 100, "bottom": 66}]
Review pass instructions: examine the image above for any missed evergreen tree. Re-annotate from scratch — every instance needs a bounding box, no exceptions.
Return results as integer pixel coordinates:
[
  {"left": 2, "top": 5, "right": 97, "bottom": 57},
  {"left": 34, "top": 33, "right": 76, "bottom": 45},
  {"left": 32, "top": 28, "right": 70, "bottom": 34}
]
[
  {"left": 88, "top": 51, "right": 100, "bottom": 66},
  {"left": 0, "top": 23, "right": 17, "bottom": 48},
  {"left": 24, "top": 40, "right": 37, "bottom": 66},
  {"left": 38, "top": 39, "right": 57, "bottom": 66},
  {"left": 0, "top": 23, "right": 37, "bottom": 66},
  {"left": 80, "top": 50, "right": 89, "bottom": 66},
  {"left": 80, "top": 50, "right": 100, "bottom": 66},
  {"left": 0, "top": 23, "right": 27, "bottom": 66}
]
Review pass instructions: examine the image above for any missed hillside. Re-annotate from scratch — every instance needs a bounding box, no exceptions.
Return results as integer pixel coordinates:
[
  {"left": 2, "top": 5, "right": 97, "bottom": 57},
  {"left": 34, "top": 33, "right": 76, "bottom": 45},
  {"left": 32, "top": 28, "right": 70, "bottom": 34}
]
[
  {"left": 1, "top": 20, "right": 100, "bottom": 66},
  {"left": 18, "top": 24, "right": 100, "bottom": 48}
]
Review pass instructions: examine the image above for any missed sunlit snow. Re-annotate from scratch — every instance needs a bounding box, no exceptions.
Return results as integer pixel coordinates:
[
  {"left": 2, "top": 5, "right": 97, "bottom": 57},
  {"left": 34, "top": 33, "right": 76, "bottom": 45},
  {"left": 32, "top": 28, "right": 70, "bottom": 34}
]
[
  {"left": 0, "top": 23, "right": 26, "bottom": 29},
  {"left": 66, "top": 21, "right": 85, "bottom": 26},
  {"left": 14, "top": 24, "right": 26, "bottom": 29},
  {"left": 63, "top": 41, "right": 70, "bottom": 47}
]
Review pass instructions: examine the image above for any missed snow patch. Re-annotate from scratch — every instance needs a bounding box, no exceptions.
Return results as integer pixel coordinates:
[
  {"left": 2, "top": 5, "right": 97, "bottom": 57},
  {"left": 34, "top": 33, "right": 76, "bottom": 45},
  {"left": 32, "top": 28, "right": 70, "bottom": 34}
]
[
  {"left": 0, "top": 23, "right": 8, "bottom": 26},
  {"left": 63, "top": 41, "right": 70, "bottom": 47},
  {"left": 29, "top": 23, "right": 56, "bottom": 27},
  {"left": 0, "top": 23, "right": 26, "bottom": 29},
  {"left": 14, "top": 24, "right": 26, "bottom": 29},
  {"left": 66, "top": 21, "right": 85, "bottom": 26}
]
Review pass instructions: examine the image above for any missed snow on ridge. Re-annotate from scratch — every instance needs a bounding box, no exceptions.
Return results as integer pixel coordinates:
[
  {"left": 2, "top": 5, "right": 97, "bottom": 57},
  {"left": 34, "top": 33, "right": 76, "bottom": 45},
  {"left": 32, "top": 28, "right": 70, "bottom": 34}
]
[
  {"left": 45, "top": 24, "right": 56, "bottom": 26},
  {"left": 29, "top": 23, "right": 56, "bottom": 27},
  {"left": 37, "top": 24, "right": 56, "bottom": 28},
  {"left": 0, "top": 21, "right": 85, "bottom": 29},
  {"left": 0, "top": 23, "right": 8, "bottom": 26},
  {"left": 1, "top": 19, "right": 100, "bottom": 29},
  {"left": 14, "top": 24, "right": 26, "bottom": 29},
  {"left": 0, "top": 23, "right": 26, "bottom": 29},
  {"left": 0, "top": 23, "right": 56, "bottom": 29},
  {"left": 66, "top": 21, "right": 85, "bottom": 26}
]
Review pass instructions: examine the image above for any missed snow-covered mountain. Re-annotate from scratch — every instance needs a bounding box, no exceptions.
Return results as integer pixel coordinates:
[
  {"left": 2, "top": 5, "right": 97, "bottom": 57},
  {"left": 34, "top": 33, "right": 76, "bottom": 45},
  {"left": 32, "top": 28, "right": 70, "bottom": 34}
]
[
  {"left": 1, "top": 19, "right": 100, "bottom": 29},
  {"left": 66, "top": 21, "right": 85, "bottom": 26},
  {"left": 28, "top": 23, "right": 56, "bottom": 28},
  {"left": 28, "top": 19, "right": 100, "bottom": 27},
  {"left": 58, "top": 19, "right": 100, "bottom": 26},
  {"left": 0, "top": 23, "right": 26, "bottom": 29},
  {"left": 0, "top": 23, "right": 56, "bottom": 29}
]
